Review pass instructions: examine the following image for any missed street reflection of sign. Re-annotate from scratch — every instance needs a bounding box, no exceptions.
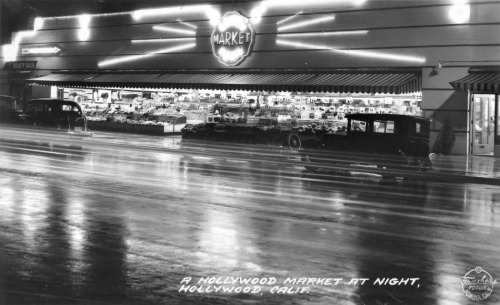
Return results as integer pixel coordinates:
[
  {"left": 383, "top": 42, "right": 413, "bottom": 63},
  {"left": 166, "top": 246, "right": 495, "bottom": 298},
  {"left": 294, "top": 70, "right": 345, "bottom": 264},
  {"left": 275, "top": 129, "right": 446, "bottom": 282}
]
[
  {"left": 211, "top": 11, "right": 255, "bottom": 66},
  {"left": 3, "top": 61, "right": 37, "bottom": 71}
]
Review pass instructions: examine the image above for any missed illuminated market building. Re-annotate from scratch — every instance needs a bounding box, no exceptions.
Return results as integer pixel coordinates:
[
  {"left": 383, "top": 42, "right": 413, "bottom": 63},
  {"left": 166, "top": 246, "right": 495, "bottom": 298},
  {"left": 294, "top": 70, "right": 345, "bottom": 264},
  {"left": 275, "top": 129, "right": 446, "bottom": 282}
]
[{"left": 1, "top": 0, "right": 499, "bottom": 156}]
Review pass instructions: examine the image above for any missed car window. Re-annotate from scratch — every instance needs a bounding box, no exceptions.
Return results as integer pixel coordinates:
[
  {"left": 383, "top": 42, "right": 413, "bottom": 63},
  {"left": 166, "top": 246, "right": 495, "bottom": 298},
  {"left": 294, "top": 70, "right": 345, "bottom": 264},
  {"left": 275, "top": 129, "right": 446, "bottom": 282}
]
[
  {"left": 61, "top": 103, "right": 81, "bottom": 114},
  {"left": 350, "top": 120, "right": 368, "bottom": 133},
  {"left": 414, "top": 121, "right": 429, "bottom": 137},
  {"left": 62, "top": 104, "right": 76, "bottom": 111},
  {"left": 25, "top": 103, "right": 35, "bottom": 113},
  {"left": 374, "top": 120, "right": 395, "bottom": 133},
  {"left": 34, "top": 103, "right": 45, "bottom": 112}
]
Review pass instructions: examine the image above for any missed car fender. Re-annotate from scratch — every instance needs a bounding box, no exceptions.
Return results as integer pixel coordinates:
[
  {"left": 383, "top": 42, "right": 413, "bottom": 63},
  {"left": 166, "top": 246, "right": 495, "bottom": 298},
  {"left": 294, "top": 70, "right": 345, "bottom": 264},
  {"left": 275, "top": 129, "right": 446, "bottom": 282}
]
[{"left": 301, "top": 139, "right": 324, "bottom": 150}]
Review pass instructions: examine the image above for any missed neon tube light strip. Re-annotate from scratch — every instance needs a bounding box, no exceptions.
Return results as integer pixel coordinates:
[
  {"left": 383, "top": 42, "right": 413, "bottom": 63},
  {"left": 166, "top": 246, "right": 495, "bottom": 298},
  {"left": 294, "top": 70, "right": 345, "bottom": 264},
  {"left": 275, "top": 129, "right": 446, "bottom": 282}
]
[
  {"left": 266, "top": 0, "right": 365, "bottom": 6},
  {"left": 178, "top": 21, "right": 197, "bottom": 29},
  {"left": 98, "top": 42, "right": 195, "bottom": 67},
  {"left": 14, "top": 31, "right": 36, "bottom": 44},
  {"left": 278, "top": 15, "right": 334, "bottom": 32},
  {"left": 132, "top": 5, "right": 212, "bottom": 20},
  {"left": 336, "top": 49, "right": 426, "bottom": 63},
  {"left": 276, "top": 39, "right": 426, "bottom": 63},
  {"left": 153, "top": 25, "right": 196, "bottom": 35},
  {"left": 151, "top": 43, "right": 196, "bottom": 54},
  {"left": 131, "top": 38, "right": 196, "bottom": 43},
  {"left": 252, "top": 0, "right": 366, "bottom": 23},
  {"left": 3, "top": 44, "right": 17, "bottom": 61},
  {"left": 276, "top": 11, "right": 303, "bottom": 25},
  {"left": 34, "top": 17, "right": 44, "bottom": 31},
  {"left": 22, "top": 47, "right": 60, "bottom": 54},
  {"left": 276, "top": 39, "right": 333, "bottom": 49},
  {"left": 30, "top": 5, "right": 218, "bottom": 26},
  {"left": 278, "top": 30, "right": 368, "bottom": 37}
]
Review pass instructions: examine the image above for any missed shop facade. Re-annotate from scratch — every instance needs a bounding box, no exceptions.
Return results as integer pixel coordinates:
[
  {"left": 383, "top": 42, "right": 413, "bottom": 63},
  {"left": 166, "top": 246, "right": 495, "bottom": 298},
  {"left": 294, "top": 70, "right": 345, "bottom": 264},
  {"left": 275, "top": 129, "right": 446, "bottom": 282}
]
[{"left": 1, "top": 0, "right": 499, "bottom": 155}]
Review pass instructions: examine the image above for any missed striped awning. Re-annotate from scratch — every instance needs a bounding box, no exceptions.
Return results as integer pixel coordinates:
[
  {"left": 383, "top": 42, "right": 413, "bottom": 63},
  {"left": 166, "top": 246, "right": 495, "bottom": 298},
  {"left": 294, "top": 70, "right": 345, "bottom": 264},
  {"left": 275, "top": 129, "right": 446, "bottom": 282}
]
[
  {"left": 450, "top": 72, "right": 500, "bottom": 93},
  {"left": 27, "top": 71, "right": 421, "bottom": 94}
]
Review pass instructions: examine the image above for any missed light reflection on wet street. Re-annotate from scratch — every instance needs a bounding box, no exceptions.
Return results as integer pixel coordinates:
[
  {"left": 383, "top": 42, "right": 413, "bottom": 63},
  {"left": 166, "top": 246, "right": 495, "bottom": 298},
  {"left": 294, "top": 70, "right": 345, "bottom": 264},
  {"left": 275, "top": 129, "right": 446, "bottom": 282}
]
[{"left": 0, "top": 126, "right": 499, "bottom": 305}]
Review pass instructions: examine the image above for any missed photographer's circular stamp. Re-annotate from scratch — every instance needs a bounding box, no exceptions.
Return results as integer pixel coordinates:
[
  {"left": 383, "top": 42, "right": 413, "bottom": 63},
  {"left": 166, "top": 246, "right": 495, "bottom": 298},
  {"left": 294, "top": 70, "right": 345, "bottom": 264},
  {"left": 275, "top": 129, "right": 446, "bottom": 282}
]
[{"left": 461, "top": 267, "right": 497, "bottom": 301}]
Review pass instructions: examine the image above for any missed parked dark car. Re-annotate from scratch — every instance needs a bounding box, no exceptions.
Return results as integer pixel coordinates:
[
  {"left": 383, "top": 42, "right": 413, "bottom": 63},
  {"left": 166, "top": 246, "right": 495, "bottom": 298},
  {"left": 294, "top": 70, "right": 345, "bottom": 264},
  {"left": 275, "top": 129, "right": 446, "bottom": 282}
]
[
  {"left": 0, "top": 95, "right": 19, "bottom": 122},
  {"left": 22, "top": 98, "right": 87, "bottom": 130},
  {"left": 300, "top": 114, "right": 433, "bottom": 174}
]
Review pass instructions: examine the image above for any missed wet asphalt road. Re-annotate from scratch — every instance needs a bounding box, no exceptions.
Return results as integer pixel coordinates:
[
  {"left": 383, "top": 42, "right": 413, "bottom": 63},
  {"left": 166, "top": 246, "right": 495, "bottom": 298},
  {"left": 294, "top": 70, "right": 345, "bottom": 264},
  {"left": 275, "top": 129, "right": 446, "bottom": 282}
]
[{"left": 0, "top": 125, "right": 499, "bottom": 305}]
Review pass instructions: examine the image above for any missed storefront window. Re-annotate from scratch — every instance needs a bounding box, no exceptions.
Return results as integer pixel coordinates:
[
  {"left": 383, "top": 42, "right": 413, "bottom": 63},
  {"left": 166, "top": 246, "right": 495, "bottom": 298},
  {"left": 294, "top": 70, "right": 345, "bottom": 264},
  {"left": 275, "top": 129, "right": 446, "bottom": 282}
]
[{"left": 60, "top": 87, "right": 422, "bottom": 129}]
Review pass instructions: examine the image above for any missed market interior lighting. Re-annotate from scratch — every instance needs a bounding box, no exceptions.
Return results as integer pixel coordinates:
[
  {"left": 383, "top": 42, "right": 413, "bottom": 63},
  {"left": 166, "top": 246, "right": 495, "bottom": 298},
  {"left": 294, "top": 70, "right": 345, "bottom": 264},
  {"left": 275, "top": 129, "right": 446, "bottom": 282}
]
[
  {"left": 277, "top": 30, "right": 368, "bottom": 37},
  {"left": 278, "top": 15, "right": 335, "bottom": 32},
  {"left": 276, "top": 11, "right": 303, "bottom": 25},
  {"left": 448, "top": 0, "right": 470, "bottom": 23},
  {"left": 153, "top": 25, "right": 196, "bottom": 35},
  {"left": 98, "top": 42, "right": 195, "bottom": 67}
]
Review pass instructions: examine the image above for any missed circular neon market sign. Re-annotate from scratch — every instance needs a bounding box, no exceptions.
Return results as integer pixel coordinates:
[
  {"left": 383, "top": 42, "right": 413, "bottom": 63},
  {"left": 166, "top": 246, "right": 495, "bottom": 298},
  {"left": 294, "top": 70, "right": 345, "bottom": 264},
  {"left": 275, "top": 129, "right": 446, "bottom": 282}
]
[{"left": 211, "top": 11, "right": 255, "bottom": 66}]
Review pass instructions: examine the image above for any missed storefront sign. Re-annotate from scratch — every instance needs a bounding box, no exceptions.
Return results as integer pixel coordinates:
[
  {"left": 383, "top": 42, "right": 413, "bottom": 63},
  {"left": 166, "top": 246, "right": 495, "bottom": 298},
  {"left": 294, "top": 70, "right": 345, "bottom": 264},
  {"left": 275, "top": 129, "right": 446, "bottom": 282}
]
[
  {"left": 211, "top": 11, "right": 255, "bottom": 66},
  {"left": 21, "top": 46, "right": 62, "bottom": 55},
  {"left": 3, "top": 61, "right": 37, "bottom": 71}
]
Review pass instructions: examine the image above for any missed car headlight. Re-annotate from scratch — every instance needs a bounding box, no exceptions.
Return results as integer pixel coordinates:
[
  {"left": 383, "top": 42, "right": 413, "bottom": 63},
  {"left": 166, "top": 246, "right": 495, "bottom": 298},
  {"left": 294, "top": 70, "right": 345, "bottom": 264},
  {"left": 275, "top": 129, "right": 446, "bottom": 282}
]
[{"left": 428, "top": 153, "right": 436, "bottom": 162}]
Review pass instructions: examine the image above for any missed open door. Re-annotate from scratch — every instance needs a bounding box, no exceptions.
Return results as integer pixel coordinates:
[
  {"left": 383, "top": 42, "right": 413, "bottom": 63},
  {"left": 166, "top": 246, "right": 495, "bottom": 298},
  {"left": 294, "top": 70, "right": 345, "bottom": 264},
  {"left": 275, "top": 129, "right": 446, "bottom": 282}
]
[{"left": 471, "top": 94, "right": 495, "bottom": 155}]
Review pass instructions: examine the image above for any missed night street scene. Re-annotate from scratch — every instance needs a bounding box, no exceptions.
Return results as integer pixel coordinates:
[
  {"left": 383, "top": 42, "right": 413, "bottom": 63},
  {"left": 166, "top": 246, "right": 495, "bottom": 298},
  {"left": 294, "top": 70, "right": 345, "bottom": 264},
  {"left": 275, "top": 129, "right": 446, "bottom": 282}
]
[{"left": 0, "top": 1, "right": 500, "bottom": 305}]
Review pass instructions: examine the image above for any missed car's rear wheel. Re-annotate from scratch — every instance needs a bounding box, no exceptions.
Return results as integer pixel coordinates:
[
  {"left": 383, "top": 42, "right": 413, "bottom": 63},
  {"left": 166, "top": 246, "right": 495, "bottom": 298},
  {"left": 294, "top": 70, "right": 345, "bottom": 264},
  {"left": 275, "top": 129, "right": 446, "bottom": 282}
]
[{"left": 288, "top": 133, "right": 301, "bottom": 151}]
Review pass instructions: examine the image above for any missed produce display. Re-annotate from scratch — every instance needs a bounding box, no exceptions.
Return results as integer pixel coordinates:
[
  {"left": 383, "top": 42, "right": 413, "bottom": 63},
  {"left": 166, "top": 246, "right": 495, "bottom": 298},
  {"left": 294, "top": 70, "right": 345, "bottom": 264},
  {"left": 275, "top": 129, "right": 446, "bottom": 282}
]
[
  {"left": 83, "top": 107, "right": 187, "bottom": 126},
  {"left": 60, "top": 87, "right": 422, "bottom": 135}
]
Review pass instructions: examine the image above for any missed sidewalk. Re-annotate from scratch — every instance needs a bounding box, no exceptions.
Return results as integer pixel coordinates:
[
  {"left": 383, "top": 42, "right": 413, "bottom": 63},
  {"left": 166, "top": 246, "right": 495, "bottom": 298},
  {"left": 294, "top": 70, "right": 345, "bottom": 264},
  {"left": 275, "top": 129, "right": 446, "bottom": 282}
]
[{"left": 432, "top": 154, "right": 500, "bottom": 181}]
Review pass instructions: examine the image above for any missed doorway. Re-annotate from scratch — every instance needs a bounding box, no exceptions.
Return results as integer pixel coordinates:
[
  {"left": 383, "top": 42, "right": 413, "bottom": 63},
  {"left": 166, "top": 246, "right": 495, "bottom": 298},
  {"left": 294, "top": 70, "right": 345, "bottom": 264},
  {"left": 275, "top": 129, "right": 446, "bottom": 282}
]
[{"left": 471, "top": 94, "right": 495, "bottom": 155}]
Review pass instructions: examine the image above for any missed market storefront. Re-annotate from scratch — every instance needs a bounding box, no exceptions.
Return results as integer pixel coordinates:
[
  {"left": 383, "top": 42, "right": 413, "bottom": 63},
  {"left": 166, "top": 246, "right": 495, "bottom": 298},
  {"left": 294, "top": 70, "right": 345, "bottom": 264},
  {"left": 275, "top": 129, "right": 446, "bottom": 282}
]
[
  {"left": 25, "top": 70, "right": 423, "bottom": 134},
  {"left": 2, "top": 0, "right": 500, "bottom": 154}
]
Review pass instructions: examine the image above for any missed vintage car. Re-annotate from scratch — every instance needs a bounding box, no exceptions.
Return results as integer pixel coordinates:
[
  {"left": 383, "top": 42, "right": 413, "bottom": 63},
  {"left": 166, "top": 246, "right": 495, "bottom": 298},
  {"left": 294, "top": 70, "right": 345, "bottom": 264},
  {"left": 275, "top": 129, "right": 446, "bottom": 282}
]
[
  {"left": 22, "top": 98, "right": 92, "bottom": 136},
  {"left": 0, "top": 95, "right": 19, "bottom": 123},
  {"left": 299, "top": 114, "right": 433, "bottom": 174}
]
